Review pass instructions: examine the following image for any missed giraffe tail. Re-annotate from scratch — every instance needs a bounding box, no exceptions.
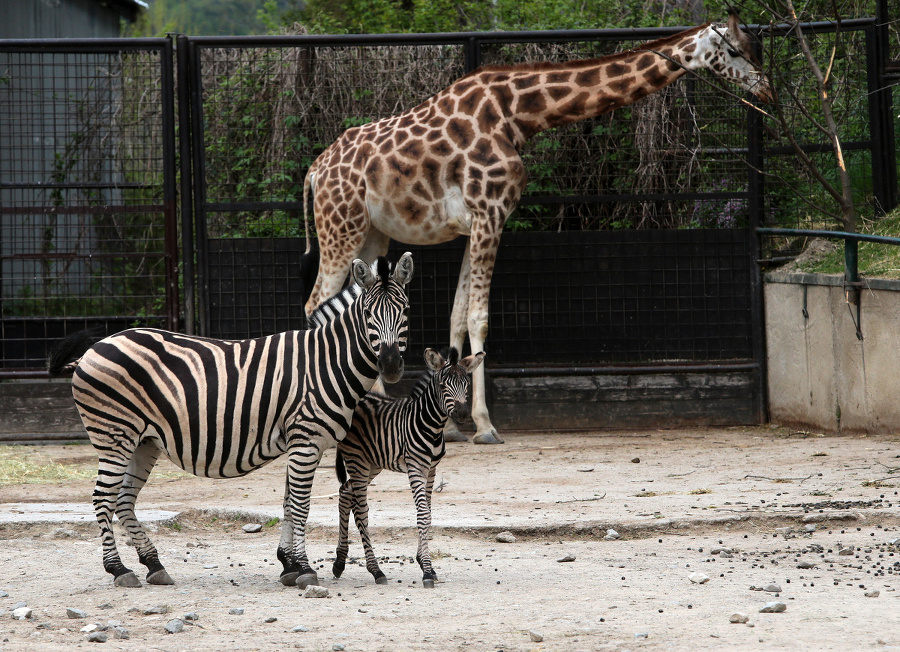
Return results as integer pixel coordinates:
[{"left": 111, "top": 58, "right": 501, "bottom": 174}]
[{"left": 302, "top": 162, "right": 317, "bottom": 255}]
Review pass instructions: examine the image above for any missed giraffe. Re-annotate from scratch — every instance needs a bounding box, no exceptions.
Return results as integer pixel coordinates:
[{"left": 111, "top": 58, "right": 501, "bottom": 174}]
[{"left": 301, "top": 13, "right": 772, "bottom": 444}]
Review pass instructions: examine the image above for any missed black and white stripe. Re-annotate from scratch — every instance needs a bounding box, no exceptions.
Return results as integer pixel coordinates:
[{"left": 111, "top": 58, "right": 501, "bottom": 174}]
[
  {"left": 331, "top": 347, "right": 484, "bottom": 587},
  {"left": 49, "top": 253, "right": 414, "bottom": 590}
]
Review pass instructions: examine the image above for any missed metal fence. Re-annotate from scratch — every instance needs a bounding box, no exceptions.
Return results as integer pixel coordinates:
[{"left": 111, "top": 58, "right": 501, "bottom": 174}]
[{"left": 0, "top": 38, "right": 178, "bottom": 374}]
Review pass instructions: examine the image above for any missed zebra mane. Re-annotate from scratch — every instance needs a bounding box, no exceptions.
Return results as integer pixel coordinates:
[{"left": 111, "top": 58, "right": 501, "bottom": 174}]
[
  {"left": 376, "top": 256, "right": 391, "bottom": 288},
  {"left": 308, "top": 283, "right": 364, "bottom": 328}
]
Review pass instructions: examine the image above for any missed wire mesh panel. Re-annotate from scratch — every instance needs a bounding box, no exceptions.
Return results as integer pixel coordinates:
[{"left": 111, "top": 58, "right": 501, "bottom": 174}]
[{"left": 0, "top": 40, "right": 177, "bottom": 371}]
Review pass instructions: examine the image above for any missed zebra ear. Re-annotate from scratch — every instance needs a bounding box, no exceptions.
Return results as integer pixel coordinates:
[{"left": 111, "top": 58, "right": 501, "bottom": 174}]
[
  {"left": 423, "top": 348, "right": 444, "bottom": 371},
  {"left": 392, "top": 252, "right": 414, "bottom": 287},
  {"left": 351, "top": 258, "right": 376, "bottom": 289},
  {"left": 459, "top": 351, "right": 485, "bottom": 373}
]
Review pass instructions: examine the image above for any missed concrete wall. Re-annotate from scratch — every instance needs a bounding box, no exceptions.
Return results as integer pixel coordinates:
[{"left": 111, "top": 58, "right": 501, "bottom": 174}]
[{"left": 766, "top": 272, "right": 900, "bottom": 433}]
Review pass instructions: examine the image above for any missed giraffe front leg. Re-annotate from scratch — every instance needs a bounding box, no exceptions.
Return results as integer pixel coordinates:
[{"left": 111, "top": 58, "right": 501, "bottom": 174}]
[
  {"left": 408, "top": 465, "right": 437, "bottom": 587},
  {"left": 444, "top": 240, "right": 472, "bottom": 443}
]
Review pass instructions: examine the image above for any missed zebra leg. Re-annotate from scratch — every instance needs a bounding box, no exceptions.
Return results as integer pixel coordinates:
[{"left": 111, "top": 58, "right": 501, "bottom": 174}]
[
  {"left": 92, "top": 438, "right": 143, "bottom": 587},
  {"left": 409, "top": 465, "right": 437, "bottom": 588},
  {"left": 278, "top": 472, "right": 299, "bottom": 586},
  {"left": 332, "top": 478, "right": 353, "bottom": 578},
  {"left": 115, "top": 440, "right": 172, "bottom": 585},
  {"left": 285, "top": 434, "right": 327, "bottom": 589},
  {"left": 350, "top": 472, "right": 386, "bottom": 584}
]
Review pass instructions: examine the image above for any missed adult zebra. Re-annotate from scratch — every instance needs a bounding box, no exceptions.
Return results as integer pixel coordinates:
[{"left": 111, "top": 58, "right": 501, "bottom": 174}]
[
  {"left": 332, "top": 347, "right": 484, "bottom": 588},
  {"left": 47, "top": 253, "right": 413, "bottom": 590}
]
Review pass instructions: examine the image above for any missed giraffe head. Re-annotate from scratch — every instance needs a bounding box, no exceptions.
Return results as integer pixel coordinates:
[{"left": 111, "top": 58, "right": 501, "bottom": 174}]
[
  {"left": 350, "top": 252, "right": 414, "bottom": 384},
  {"left": 688, "top": 12, "right": 772, "bottom": 103},
  {"left": 424, "top": 347, "right": 485, "bottom": 423}
]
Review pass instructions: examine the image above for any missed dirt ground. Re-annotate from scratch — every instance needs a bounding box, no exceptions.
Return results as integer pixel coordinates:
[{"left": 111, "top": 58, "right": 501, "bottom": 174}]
[{"left": 2, "top": 426, "right": 900, "bottom": 651}]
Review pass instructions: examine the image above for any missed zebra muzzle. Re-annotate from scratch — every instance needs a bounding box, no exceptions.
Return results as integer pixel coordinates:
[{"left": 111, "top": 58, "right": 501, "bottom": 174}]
[
  {"left": 450, "top": 401, "right": 470, "bottom": 423},
  {"left": 377, "top": 344, "right": 404, "bottom": 383}
]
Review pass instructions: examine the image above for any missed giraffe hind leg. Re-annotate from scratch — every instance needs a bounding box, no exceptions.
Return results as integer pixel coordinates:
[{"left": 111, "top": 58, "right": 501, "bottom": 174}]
[{"left": 115, "top": 439, "right": 173, "bottom": 585}]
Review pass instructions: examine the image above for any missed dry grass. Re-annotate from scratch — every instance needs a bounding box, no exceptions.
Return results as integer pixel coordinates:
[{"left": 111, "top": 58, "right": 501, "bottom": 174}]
[{"left": 0, "top": 450, "right": 96, "bottom": 485}]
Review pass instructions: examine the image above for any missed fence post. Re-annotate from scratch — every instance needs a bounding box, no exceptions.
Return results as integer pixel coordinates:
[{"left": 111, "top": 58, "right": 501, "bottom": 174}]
[
  {"left": 866, "top": 23, "right": 898, "bottom": 214},
  {"left": 176, "top": 35, "right": 195, "bottom": 335}
]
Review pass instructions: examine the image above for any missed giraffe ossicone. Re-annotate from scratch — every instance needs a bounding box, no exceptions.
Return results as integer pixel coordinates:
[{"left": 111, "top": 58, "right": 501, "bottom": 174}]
[{"left": 302, "top": 14, "right": 771, "bottom": 444}]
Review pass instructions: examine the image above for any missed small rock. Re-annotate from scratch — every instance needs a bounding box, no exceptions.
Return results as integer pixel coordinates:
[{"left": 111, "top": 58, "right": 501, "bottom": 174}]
[
  {"left": 333, "top": 644, "right": 345, "bottom": 651},
  {"left": 729, "top": 613, "right": 749, "bottom": 624},
  {"left": 764, "top": 584, "right": 782, "bottom": 593},
  {"left": 164, "top": 618, "right": 184, "bottom": 634},
  {"left": 203, "top": 564, "right": 218, "bottom": 569},
  {"left": 759, "top": 601, "right": 786, "bottom": 613},
  {"left": 12, "top": 607, "right": 32, "bottom": 620},
  {"left": 142, "top": 605, "right": 169, "bottom": 616},
  {"left": 36, "top": 622, "right": 54, "bottom": 630},
  {"left": 66, "top": 608, "right": 88, "bottom": 619},
  {"left": 604, "top": 529, "right": 621, "bottom": 541},
  {"left": 53, "top": 528, "right": 78, "bottom": 539},
  {"left": 635, "top": 631, "right": 649, "bottom": 639},
  {"left": 183, "top": 612, "right": 199, "bottom": 622},
  {"left": 265, "top": 616, "right": 278, "bottom": 623},
  {"left": 291, "top": 625, "right": 310, "bottom": 632},
  {"left": 631, "top": 457, "right": 640, "bottom": 463},
  {"left": 797, "top": 561, "right": 816, "bottom": 569},
  {"left": 111, "top": 626, "right": 129, "bottom": 640},
  {"left": 774, "top": 527, "right": 792, "bottom": 536},
  {"left": 303, "top": 586, "right": 329, "bottom": 599},
  {"left": 242, "top": 524, "right": 263, "bottom": 534},
  {"left": 527, "top": 630, "right": 544, "bottom": 642},
  {"left": 689, "top": 572, "right": 710, "bottom": 584},
  {"left": 80, "top": 623, "right": 98, "bottom": 633},
  {"left": 228, "top": 608, "right": 244, "bottom": 615},
  {"left": 864, "top": 590, "right": 880, "bottom": 598},
  {"left": 838, "top": 546, "right": 854, "bottom": 556},
  {"left": 87, "top": 631, "right": 107, "bottom": 643},
  {"left": 0, "top": 591, "right": 8, "bottom": 598},
  {"left": 496, "top": 532, "right": 516, "bottom": 544},
  {"left": 557, "top": 554, "right": 576, "bottom": 563},
  {"left": 97, "top": 603, "right": 114, "bottom": 610},
  {"left": 11, "top": 601, "right": 27, "bottom": 610},
  {"left": 804, "top": 524, "right": 817, "bottom": 533}
]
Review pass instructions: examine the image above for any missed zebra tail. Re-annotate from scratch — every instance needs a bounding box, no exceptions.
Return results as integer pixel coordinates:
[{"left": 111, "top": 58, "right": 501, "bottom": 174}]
[
  {"left": 335, "top": 448, "right": 347, "bottom": 486},
  {"left": 46, "top": 327, "right": 103, "bottom": 376},
  {"left": 299, "top": 247, "right": 319, "bottom": 313}
]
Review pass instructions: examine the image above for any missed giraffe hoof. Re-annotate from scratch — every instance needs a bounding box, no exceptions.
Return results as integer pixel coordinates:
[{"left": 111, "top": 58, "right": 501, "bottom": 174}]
[
  {"left": 422, "top": 579, "right": 435, "bottom": 589},
  {"left": 280, "top": 571, "right": 299, "bottom": 587},
  {"left": 113, "top": 571, "right": 142, "bottom": 588},
  {"left": 443, "top": 430, "right": 469, "bottom": 443},
  {"left": 472, "top": 430, "right": 504, "bottom": 445},
  {"left": 146, "top": 569, "right": 174, "bottom": 585},
  {"left": 295, "top": 572, "right": 319, "bottom": 589}
]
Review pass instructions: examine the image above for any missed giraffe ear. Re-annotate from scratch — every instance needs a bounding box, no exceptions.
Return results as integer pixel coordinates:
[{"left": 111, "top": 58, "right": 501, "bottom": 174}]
[
  {"left": 351, "top": 258, "right": 376, "bottom": 289},
  {"left": 392, "top": 252, "right": 414, "bottom": 287},
  {"left": 424, "top": 348, "right": 444, "bottom": 371},
  {"left": 459, "top": 351, "right": 485, "bottom": 374}
]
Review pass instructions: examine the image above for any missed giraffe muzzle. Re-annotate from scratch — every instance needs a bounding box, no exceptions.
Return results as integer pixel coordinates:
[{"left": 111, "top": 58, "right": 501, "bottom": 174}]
[{"left": 377, "top": 344, "right": 404, "bottom": 383}]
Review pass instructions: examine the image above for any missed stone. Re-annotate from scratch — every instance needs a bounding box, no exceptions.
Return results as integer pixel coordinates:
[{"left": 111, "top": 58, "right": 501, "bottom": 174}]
[
  {"left": 53, "top": 528, "right": 78, "bottom": 539},
  {"left": 804, "top": 524, "right": 817, "bottom": 533},
  {"left": 764, "top": 584, "right": 782, "bottom": 593},
  {"left": 142, "top": 605, "right": 169, "bottom": 616},
  {"left": 689, "top": 572, "right": 710, "bottom": 584},
  {"left": 604, "top": 529, "right": 621, "bottom": 541},
  {"left": 0, "top": 591, "right": 7, "bottom": 598},
  {"left": 333, "top": 644, "right": 345, "bottom": 651},
  {"left": 229, "top": 608, "right": 244, "bottom": 615},
  {"left": 242, "top": 524, "right": 263, "bottom": 533},
  {"left": 635, "top": 631, "right": 649, "bottom": 639},
  {"left": 203, "top": 564, "right": 218, "bottom": 569},
  {"left": 183, "top": 612, "right": 199, "bottom": 621},
  {"left": 303, "top": 586, "right": 329, "bottom": 599},
  {"left": 265, "top": 616, "right": 278, "bottom": 623},
  {"left": 66, "top": 608, "right": 88, "bottom": 619},
  {"left": 631, "top": 457, "right": 640, "bottom": 463},
  {"left": 496, "top": 532, "right": 516, "bottom": 544},
  {"left": 864, "top": 590, "right": 880, "bottom": 598},
  {"left": 797, "top": 561, "right": 816, "bottom": 569},
  {"left": 729, "top": 613, "right": 749, "bottom": 624},
  {"left": 759, "top": 601, "right": 786, "bottom": 613},
  {"left": 291, "top": 625, "right": 310, "bottom": 632},
  {"left": 111, "top": 626, "right": 129, "bottom": 640},
  {"left": 12, "top": 607, "right": 32, "bottom": 620},
  {"left": 80, "top": 624, "right": 98, "bottom": 632},
  {"left": 838, "top": 546, "right": 854, "bottom": 556},
  {"left": 557, "top": 554, "right": 576, "bottom": 563},
  {"left": 86, "top": 631, "right": 108, "bottom": 643},
  {"left": 527, "top": 630, "right": 543, "bottom": 642},
  {"left": 164, "top": 618, "right": 184, "bottom": 634},
  {"left": 97, "top": 603, "right": 114, "bottom": 610}
]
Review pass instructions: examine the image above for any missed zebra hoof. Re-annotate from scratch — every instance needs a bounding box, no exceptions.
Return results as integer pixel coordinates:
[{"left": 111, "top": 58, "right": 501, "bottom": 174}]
[
  {"left": 295, "top": 572, "right": 319, "bottom": 589},
  {"left": 332, "top": 561, "right": 345, "bottom": 578},
  {"left": 114, "top": 572, "right": 142, "bottom": 588},
  {"left": 147, "top": 569, "right": 175, "bottom": 585},
  {"left": 472, "top": 430, "right": 504, "bottom": 445},
  {"left": 422, "top": 579, "right": 435, "bottom": 589},
  {"left": 280, "top": 571, "right": 299, "bottom": 587},
  {"left": 374, "top": 576, "right": 388, "bottom": 585}
]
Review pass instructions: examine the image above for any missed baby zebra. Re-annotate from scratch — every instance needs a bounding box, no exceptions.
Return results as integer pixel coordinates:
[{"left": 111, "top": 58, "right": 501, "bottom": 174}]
[{"left": 333, "top": 347, "right": 484, "bottom": 588}]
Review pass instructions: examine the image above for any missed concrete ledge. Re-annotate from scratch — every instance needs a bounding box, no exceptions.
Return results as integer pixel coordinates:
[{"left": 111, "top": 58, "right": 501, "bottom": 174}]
[{"left": 766, "top": 271, "right": 900, "bottom": 292}]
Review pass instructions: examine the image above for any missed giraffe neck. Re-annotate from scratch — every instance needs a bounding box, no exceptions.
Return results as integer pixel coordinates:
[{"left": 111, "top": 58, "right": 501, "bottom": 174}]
[{"left": 494, "top": 25, "right": 708, "bottom": 146}]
